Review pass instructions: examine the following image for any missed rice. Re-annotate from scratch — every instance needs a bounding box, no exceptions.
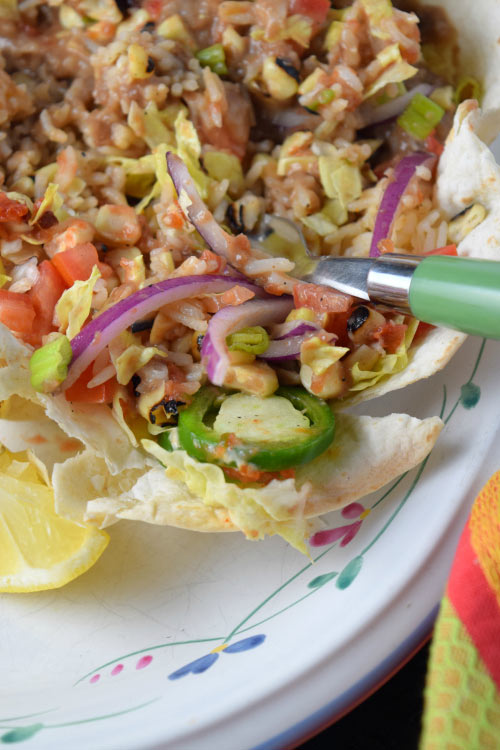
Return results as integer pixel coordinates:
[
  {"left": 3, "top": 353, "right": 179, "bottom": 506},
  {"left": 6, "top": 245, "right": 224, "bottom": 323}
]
[{"left": 0, "top": 0, "right": 463, "bottom": 427}]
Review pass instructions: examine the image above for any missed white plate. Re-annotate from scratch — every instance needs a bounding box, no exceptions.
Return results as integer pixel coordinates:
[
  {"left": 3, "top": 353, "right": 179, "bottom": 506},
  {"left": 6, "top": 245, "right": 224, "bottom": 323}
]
[{"left": 2, "top": 146, "right": 500, "bottom": 749}]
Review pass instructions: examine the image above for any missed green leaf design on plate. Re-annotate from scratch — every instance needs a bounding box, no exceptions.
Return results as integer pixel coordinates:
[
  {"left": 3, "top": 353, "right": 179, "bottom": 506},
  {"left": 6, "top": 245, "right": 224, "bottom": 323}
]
[
  {"left": 336, "top": 556, "right": 363, "bottom": 589},
  {"left": 460, "top": 382, "right": 480, "bottom": 409},
  {"left": 308, "top": 572, "right": 337, "bottom": 589},
  {"left": 1, "top": 724, "right": 44, "bottom": 743}
]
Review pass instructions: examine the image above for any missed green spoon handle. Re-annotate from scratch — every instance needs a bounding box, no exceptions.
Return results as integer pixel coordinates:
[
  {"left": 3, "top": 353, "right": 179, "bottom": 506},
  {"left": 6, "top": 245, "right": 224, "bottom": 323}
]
[{"left": 409, "top": 255, "right": 500, "bottom": 338}]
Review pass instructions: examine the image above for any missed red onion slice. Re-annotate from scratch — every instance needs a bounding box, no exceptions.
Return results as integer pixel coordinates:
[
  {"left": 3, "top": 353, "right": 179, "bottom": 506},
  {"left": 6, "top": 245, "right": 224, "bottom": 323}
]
[
  {"left": 66, "top": 275, "right": 263, "bottom": 389},
  {"left": 167, "top": 152, "right": 232, "bottom": 261},
  {"left": 369, "top": 152, "right": 434, "bottom": 258},
  {"left": 202, "top": 297, "right": 293, "bottom": 385},
  {"left": 271, "top": 320, "right": 319, "bottom": 340},
  {"left": 259, "top": 335, "right": 308, "bottom": 362}
]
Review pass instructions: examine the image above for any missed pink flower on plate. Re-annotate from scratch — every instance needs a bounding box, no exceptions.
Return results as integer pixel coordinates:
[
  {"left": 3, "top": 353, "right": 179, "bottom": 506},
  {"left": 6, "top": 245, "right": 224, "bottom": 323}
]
[{"left": 310, "top": 502, "right": 371, "bottom": 547}]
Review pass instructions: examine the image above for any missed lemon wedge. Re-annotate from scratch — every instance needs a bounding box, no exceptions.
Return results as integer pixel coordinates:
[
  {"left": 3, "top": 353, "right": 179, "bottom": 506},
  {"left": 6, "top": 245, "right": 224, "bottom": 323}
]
[{"left": 0, "top": 451, "right": 109, "bottom": 593}]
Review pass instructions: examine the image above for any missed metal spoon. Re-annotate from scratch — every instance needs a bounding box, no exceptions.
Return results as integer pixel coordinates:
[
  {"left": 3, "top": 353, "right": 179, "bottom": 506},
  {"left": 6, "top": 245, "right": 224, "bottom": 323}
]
[{"left": 247, "top": 214, "right": 500, "bottom": 340}]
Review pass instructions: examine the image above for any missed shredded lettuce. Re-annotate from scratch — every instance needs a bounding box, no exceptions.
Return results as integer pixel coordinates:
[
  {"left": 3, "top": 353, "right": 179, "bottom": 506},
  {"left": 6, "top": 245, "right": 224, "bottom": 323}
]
[
  {"left": 6, "top": 192, "right": 33, "bottom": 212},
  {"left": 376, "top": 43, "right": 401, "bottom": 68},
  {"left": 361, "top": 0, "right": 393, "bottom": 39},
  {"left": 143, "top": 102, "right": 175, "bottom": 149},
  {"left": 113, "top": 340, "right": 167, "bottom": 386},
  {"left": 349, "top": 318, "right": 419, "bottom": 391},
  {"left": 55, "top": 265, "right": 101, "bottom": 340},
  {"left": 251, "top": 15, "right": 312, "bottom": 47},
  {"left": 203, "top": 151, "right": 244, "bottom": 197},
  {"left": 277, "top": 132, "right": 316, "bottom": 177},
  {"left": 119, "top": 107, "right": 210, "bottom": 213},
  {"left": 319, "top": 158, "right": 362, "bottom": 208},
  {"left": 364, "top": 60, "right": 418, "bottom": 100},
  {"left": 174, "top": 110, "right": 209, "bottom": 199},
  {"left": 280, "top": 15, "right": 312, "bottom": 47},
  {"left": 300, "top": 338, "right": 349, "bottom": 376},
  {"left": 30, "top": 183, "right": 66, "bottom": 225},
  {"left": 300, "top": 211, "right": 338, "bottom": 236},
  {"left": 324, "top": 20, "right": 344, "bottom": 50},
  {"left": 142, "top": 440, "right": 312, "bottom": 552},
  {"left": 112, "top": 389, "right": 139, "bottom": 448}
]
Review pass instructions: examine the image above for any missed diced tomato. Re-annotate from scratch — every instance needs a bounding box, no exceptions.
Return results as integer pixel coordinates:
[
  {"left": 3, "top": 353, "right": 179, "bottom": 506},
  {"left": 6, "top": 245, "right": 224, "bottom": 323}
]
[
  {"left": 218, "top": 284, "right": 254, "bottom": 306},
  {"left": 164, "top": 201, "right": 186, "bottom": 230},
  {"left": 65, "top": 364, "right": 118, "bottom": 404},
  {"left": 0, "top": 290, "right": 35, "bottom": 334},
  {"left": 421, "top": 244, "right": 457, "bottom": 257},
  {"left": 373, "top": 322, "right": 407, "bottom": 354},
  {"left": 293, "top": 282, "right": 352, "bottom": 313},
  {"left": 143, "top": 0, "right": 164, "bottom": 20},
  {"left": 52, "top": 242, "right": 99, "bottom": 285},
  {"left": 289, "top": 0, "right": 330, "bottom": 23},
  {"left": 200, "top": 248, "right": 227, "bottom": 274},
  {"left": 425, "top": 133, "right": 444, "bottom": 157},
  {"left": 163, "top": 363, "right": 189, "bottom": 401},
  {"left": 86, "top": 20, "right": 117, "bottom": 43},
  {"left": 414, "top": 321, "right": 435, "bottom": 342},
  {"left": 223, "top": 464, "right": 296, "bottom": 486},
  {"left": 378, "top": 238, "right": 395, "bottom": 255},
  {"left": 0, "top": 192, "right": 29, "bottom": 223},
  {"left": 323, "top": 309, "right": 353, "bottom": 348},
  {"left": 27, "top": 260, "right": 67, "bottom": 346}
]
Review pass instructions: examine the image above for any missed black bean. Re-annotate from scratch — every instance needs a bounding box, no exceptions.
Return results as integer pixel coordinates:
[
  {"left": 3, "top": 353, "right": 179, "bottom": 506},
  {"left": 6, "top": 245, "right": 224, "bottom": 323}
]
[
  {"left": 131, "top": 374, "right": 141, "bottom": 397},
  {"left": 141, "top": 21, "right": 156, "bottom": 32},
  {"left": 146, "top": 56, "right": 155, "bottom": 73},
  {"left": 226, "top": 203, "right": 243, "bottom": 234},
  {"left": 347, "top": 306, "right": 370, "bottom": 333},
  {"left": 131, "top": 319, "right": 154, "bottom": 333},
  {"left": 115, "top": 0, "right": 140, "bottom": 16},
  {"left": 196, "top": 334, "right": 204, "bottom": 352},
  {"left": 150, "top": 399, "right": 187, "bottom": 427}
]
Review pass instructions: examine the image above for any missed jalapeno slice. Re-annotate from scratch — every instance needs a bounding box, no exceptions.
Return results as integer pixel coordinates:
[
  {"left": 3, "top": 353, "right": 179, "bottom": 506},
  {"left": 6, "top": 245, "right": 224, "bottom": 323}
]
[{"left": 159, "top": 385, "right": 335, "bottom": 472}]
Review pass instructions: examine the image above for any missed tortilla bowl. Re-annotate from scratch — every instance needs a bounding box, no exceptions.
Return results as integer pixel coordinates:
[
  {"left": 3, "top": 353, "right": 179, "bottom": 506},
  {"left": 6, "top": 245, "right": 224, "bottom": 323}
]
[{"left": 0, "top": 1, "right": 499, "bottom": 552}]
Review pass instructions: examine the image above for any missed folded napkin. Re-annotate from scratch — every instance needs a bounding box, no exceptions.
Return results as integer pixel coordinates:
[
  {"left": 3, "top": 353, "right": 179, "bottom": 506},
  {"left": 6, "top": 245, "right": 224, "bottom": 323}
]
[{"left": 420, "top": 471, "right": 500, "bottom": 749}]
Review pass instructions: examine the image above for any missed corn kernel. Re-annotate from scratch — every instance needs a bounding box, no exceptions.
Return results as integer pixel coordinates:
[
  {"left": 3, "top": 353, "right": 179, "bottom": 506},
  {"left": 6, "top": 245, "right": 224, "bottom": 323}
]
[
  {"left": 298, "top": 68, "right": 324, "bottom": 96},
  {"left": 157, "top": 14, "right": 196, "bottom": 50},
  {"left": 286, "top": 307, "right": 316, "bottom": 323},
  {"left": 224, "top": 361, "right": 278, "bottom": 397},
  {"left": 128, "top": 44, "right": 154, "bottom": 80},
  {"left": 59, "top": 5, "right": 85, "bottom": 29},
  {"left": 324, "top": 20, "right": 344, "bottom": 50},
  {"left": 262, "top": 57, "right": 299, "bottom": 101},
  {"left": 222, "top": 26, "right": 245, "bottom": 56}
]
